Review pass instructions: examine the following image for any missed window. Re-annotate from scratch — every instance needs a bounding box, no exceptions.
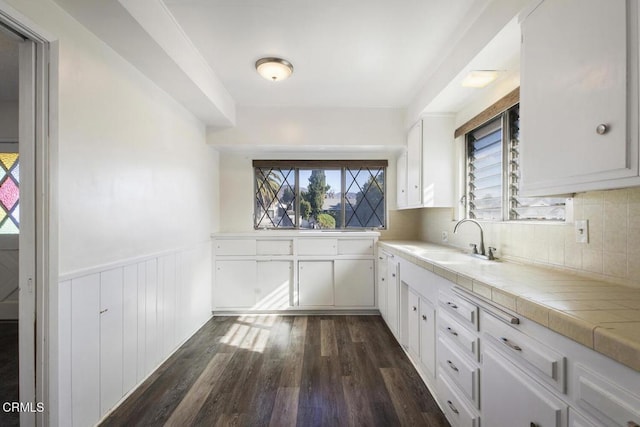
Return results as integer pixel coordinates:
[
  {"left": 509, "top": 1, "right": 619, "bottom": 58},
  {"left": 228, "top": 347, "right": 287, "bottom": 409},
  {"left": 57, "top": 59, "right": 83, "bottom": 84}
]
[
  {"left": 254, "top": 160, "right": 387, "bottom": 230},
  {"left": 465, "top": 104, "right": 565, "bottom": 221},
  {"left": 0, "top": 145, "right": 19, "bottom": 234}
]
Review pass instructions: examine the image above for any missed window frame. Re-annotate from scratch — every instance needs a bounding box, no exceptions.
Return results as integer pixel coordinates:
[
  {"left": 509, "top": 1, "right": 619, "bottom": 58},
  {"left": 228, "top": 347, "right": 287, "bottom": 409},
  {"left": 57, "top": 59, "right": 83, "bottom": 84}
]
[
  {"left": 253, "top": 160, "right": 388, "bottom": 230},
  {"left": 462, "top": 103, "right": 567, "bottom": 222}
]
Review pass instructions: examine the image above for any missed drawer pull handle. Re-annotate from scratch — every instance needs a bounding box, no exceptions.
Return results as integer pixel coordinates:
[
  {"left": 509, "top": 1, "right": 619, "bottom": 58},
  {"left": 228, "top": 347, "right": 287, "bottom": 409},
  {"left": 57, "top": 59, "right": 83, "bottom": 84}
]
[
  {"left": 412, "top": 306, "right": 417, "bottom": 312},
  {"left": 501, "top": 337, "right": 522, "bottom": 351},
  {"left": 447, "top": 360, "right": 459, "bottom": 372},
  {"left": 100, "top": 308, "right": 108, "bottom": 314},
  {"left": 446, "top": 327, "right": 458, "bottom": 337},
  {"left": 446, "top": 302, "right": 458, "bottom": 309},
  {"left": 422, "top": 314, "right": 427, "bottom": 321},
  {"left": 447, "top": 400, "right": 459, "bottom": 415}
]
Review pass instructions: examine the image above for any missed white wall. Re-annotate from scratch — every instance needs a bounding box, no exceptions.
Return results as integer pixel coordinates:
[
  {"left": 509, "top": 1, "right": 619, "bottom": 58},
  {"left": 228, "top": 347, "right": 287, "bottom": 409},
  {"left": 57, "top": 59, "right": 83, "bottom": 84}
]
[
  {"left": 2, "top": 1, "right": 218, "bottom": 425},
  {"left": 210, "top": 106, "right": 418, "bottom": 235}
]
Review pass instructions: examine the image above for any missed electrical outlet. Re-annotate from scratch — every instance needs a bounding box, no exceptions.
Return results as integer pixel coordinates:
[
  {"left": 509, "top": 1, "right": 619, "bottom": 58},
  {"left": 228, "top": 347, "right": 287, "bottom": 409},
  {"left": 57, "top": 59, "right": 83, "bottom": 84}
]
[
  {"left": 442, "top": 231, "right": 448, "bottom": 243},
  {"left": 575, "top": 219, "right": 589, "bottom": 243}
]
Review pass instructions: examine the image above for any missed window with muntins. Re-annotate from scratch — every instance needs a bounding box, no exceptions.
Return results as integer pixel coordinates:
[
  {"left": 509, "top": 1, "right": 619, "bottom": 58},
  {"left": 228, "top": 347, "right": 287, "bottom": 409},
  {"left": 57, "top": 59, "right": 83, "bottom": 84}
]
[
  {"left": 0, "top": 148, "right": 19, "bottom": 234},
  {"left": 254, "top": 160, "right": 387, "bottom": 230},
  {"left": 466, "top": 104, "right": 566, "bottom": 221}
]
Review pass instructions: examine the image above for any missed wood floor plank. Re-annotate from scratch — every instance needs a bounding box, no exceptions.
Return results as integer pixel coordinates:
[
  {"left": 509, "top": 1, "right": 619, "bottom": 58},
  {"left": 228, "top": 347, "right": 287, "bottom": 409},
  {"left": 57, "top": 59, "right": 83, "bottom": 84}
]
[
  {"left": 320, "top": 319, "right": 338, "bottom": 356},
  {"left": 100, "top": 315, "right": 449, "bottom": 427},
  {"left": 381, "top": 367, "right": 434, "bottom": 426},
  {"left": 269, "top": 387, "right": 299, "bottom": 427},
  {"left": 163, "top": 353, "right": 231, "bottom": 427}
]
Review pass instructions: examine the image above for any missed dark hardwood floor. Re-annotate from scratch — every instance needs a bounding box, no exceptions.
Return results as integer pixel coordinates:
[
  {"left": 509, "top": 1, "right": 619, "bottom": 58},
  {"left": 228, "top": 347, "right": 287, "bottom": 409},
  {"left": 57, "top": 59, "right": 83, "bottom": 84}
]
[
  {"left": 101, "top": 315, "right": 449, "bottom": 427},
  {"left": 0, "top": 320, "right": 19, "bottom": 427}
]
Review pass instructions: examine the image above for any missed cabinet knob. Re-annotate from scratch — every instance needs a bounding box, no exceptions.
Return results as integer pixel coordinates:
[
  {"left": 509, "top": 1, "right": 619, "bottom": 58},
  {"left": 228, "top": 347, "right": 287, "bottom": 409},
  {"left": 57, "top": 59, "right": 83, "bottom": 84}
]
[
  {"left": 422, "top": 314, "right": 427, "bottom": 321},
  {"left": 412, "top": 306, "right": 417, "bottom": 312},
  {"left": 596, "top": 123, "right": 609, "bottom": 135}
]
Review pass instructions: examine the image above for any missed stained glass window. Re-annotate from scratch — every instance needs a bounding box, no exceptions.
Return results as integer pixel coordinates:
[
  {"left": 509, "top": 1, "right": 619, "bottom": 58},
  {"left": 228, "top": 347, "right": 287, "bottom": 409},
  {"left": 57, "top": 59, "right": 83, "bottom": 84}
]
[{"left": 0, "top": 152, "right": 19, "bottom": 234}]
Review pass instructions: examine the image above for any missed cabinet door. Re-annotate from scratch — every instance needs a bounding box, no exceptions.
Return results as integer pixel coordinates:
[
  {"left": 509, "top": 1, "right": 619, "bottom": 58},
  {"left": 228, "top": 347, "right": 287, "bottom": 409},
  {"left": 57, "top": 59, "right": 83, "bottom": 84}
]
[
  {"left": 256, "top": 261, "right": 292, "bottom": 310},
  {"left": 407, "top": 289, "right": 420, "bottom": 360},
  {"left": 407, "top": 121, "right": 422, "bottom": 206},
  {"left": 419, "top": 297, "right": 436, "bottom": 378},
  {"left": 520, "top": 0, "right": 636, "bottom": 195},
  {"left": 482, "top": 348, "right": 567, "bottom": 427},
  {"left": 377, "top": 254, "right": 388, "bottom": 319},
  {"left": 386, "top": 258, "right": 399, "bottom": 336},
  {"left": 335, "top": 259, "right": 374, "bottom": 307},
  {"left": 299, "top": 261, "right": 334, "bottom": 306},
  {"left": 214, "top": 260, "right": 257, "bottom": 308},
  {"left": 396, "top": 150, "right": 408, "bottom": 208}
]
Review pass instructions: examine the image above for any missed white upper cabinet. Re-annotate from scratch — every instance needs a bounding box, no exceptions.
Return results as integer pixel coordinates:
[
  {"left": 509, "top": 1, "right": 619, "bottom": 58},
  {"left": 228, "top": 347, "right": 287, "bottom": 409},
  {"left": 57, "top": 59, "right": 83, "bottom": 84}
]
[
  {"left": 397, "top": 116, "right": 455, "bottom": 209},
  {"left": 520, "top": 0, "right": 640, "bottom": 196}
]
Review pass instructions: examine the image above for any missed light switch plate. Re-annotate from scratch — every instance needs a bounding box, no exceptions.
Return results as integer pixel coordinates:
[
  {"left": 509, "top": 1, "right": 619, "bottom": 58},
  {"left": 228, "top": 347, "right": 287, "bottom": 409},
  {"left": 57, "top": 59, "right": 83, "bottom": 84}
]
[{"left": 575, "top": 219, "right": 589, "bottom": 243}]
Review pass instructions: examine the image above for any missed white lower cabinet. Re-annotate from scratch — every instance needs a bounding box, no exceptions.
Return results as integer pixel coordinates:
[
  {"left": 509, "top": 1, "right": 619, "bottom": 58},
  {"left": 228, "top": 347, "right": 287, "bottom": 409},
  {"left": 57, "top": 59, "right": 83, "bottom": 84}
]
[
  {"left": 334, "top": 259, "right": 374, "bottom": 306},
  {"left": 438, "top": 373, "right": 480, "bottom": 427},
  {"left": 99, "top": 269, "right": 124, "bottom": 415},
  {"left": 482, "top": 347, "right": 568, "bottom": 427},
  {"left": 419, "top": 296, "right": 436, "bottom": 377},
  {"left": 298, "top": 261, "right": 334, "bottom": 306},
  {"left": 377, "top": 253, "right": 388, "bottom": 319},
  {"left": 386, "top": 255, "right": 400, "bottom": 337},
  {"left": 214, "top": 260, "right": 257, "bottom": 308},
  {"left": 407, "top": 289, "right": 421, "bottom": 360},
  {"left": 256, "top": 261, "right": 292, "bottom": 309}
]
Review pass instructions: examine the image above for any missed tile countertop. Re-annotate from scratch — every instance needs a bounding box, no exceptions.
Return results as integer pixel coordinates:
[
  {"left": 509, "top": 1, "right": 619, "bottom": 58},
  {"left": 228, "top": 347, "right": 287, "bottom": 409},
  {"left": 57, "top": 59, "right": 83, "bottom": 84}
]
[{"left": 379, "top": 240, "right": 640, "bottom": 372}]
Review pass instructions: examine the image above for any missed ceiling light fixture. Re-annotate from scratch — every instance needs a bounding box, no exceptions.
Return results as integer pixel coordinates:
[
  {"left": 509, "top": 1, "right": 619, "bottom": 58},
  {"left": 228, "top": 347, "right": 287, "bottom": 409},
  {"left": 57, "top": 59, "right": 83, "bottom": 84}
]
[
  {"left": 462, "top": 70, "right": 499, "bottom": 88},
  {"left": 255, "top": 57, "right": 294, "bottom": 82}
]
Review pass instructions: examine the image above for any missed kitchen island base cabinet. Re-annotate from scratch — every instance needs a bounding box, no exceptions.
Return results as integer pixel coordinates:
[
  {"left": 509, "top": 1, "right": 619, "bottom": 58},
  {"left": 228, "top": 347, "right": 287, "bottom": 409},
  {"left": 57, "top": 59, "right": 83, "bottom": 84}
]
[
  {"left": 482, "top": 348, "right": 568, "bottom": 427},
  {"left": 298, "top": 261, "right": 334, "bottom": 306}
]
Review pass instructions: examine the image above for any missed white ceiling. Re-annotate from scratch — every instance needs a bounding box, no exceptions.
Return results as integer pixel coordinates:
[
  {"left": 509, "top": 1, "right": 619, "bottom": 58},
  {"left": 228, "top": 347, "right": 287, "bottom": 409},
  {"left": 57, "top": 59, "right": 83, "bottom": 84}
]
[
  {"left": 163, "top": 0, "right": 489, "bottom": 108},
  {"left": 48, "top": 0, "right": 520, "bottom": 126}
]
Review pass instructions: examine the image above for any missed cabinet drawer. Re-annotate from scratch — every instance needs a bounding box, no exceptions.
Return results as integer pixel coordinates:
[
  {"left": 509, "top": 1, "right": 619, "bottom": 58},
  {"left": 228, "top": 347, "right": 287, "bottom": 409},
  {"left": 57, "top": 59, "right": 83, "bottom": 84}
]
[
  {"left": 298, "top": 238, "right": 337, "bottom": 255},
  {"left": 437, "top": 374, "right": 480, "bottom": 427},
  {"left": 483, "top": 311, "right": 566, "bottom": 393},
  {"left": 575, "top": 364, "right": 640, "bottom": 427},
  {"left": 438, "top": 337, "right": 479, "bottom": 407},
  {"left": 337, "top": 239, "right": 374, "bottom": 255},
  {"left": 439, "top": 291, "right": 478, "bottom": 331},
  {"left": 214, "top": 239, "right": 256, "bottom": 256},
  {"left": 256, "top": 239, "right": 293, "bottom": 255},
  {"left": 438, "top": 310, "right": 479, "bottom": 362}
]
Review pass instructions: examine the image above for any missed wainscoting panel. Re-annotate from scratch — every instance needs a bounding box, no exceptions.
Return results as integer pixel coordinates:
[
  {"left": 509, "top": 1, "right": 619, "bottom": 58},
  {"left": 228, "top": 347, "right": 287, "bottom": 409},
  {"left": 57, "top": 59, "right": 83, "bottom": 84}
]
[{"left": 57, "top": 241, "right": 213, "bottom": 427}]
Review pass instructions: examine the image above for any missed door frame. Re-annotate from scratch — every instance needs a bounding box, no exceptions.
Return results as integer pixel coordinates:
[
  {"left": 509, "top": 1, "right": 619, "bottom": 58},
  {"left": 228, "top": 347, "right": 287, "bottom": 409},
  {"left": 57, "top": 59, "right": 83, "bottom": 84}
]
[{"left": 0, "top": 3, "right": 56, "bottom": 426}]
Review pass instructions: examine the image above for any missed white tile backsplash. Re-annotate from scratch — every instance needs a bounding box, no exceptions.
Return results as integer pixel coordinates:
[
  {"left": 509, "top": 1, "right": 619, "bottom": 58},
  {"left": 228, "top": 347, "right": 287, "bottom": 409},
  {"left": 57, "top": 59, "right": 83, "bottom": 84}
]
[{"left": 410, "top": 186, "right": 640, "bottom": 288}]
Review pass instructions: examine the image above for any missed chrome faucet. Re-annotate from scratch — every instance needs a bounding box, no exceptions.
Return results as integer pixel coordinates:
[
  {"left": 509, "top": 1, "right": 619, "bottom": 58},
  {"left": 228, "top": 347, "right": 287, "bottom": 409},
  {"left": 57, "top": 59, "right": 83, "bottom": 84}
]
[{"left": 453, "top": 218, "right": 486, "bottom": 257}]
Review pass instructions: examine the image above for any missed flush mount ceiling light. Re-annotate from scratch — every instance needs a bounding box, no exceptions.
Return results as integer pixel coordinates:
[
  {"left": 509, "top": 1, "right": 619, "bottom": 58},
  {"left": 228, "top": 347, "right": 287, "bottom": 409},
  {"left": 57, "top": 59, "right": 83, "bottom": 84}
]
[
  {"left": 462, "top": 70, "right": 500, "bottom": 88},
  {"left": 255, "top": 57, "right": 294, "bottom": 82}
]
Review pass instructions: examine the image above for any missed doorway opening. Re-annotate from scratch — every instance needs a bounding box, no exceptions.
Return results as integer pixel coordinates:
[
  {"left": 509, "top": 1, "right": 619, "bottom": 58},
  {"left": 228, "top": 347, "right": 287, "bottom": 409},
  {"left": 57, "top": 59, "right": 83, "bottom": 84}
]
[{"left": 0, "top": 12, "right": 51, "bottom": 427}]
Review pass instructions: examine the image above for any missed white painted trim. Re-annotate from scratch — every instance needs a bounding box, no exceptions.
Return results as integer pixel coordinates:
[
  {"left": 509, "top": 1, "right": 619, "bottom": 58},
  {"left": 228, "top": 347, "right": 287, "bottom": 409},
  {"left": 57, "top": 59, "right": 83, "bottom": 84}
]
[{"left": 58, "top": 239, "right": 213, "bottom": 282}]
